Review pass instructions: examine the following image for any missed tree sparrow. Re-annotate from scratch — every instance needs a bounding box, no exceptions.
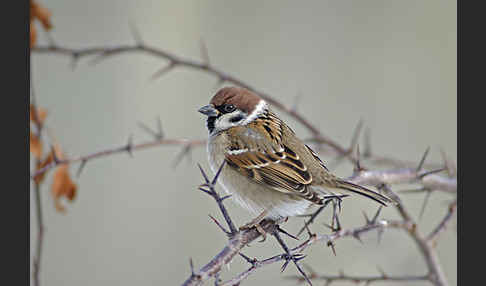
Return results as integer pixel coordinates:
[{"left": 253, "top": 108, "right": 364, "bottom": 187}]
[{"left": 198, "top": 87, "right": 396, "bottom": 225}]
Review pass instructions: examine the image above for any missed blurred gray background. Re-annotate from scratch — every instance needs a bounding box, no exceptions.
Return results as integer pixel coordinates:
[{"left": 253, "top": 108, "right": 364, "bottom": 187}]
[{"left": 31, "top": 0, "right": 456, "bottom": 285}]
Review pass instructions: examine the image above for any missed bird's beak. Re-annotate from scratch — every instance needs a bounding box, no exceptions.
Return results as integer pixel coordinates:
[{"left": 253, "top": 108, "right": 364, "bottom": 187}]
[{"left": 198, "top": 104, "right": 219, "bottom": 117}]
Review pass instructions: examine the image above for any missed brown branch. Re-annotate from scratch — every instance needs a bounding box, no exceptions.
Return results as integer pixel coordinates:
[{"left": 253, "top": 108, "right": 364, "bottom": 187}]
[
  {"left": 219, "top": 219, "right": 413, "bottom": 286},
  {"left": 426, "top": 200, "right": 457, "bottom": 245},
  {"left": 31, "top": 85, "right": 45, "bottom": 286},
  {"left": 30, "top": 137, "right": 205, "bottom": 179},
  {"left": 347, "top": 168, "right": 457, "bottom": 194},
  {"left": 32, "top": 181, "right": 44, "bottom": 286},
  {"left": 32, "top": 42, "right": 352, "bottom": 161},
  {"left": 289, "top": 271, "right": 429, "bottom": 285}
]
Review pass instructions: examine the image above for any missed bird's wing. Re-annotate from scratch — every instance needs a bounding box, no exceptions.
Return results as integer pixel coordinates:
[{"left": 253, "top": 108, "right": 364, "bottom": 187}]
[{"left": 224, "top": 115, "right": 321, "bottom": 203}]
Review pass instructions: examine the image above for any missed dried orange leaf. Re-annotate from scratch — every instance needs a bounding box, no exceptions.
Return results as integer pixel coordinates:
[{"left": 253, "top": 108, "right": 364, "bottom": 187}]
[
  {"left": 31, "top": 1, "right": 52, "bottom": 30},
  {"left": 30, "top": 130, "right": 43, "bottom": 160},
  {"left": 30, "top": 104, "right": 48, "bottom": 124},
  {"left": 33, "top": 151, "right": 54, "bottom": 184},
  {"left": 30, "top": 21, "right": 37, "bottom": 48},
  {"left": 51, "top": 165, "right": 77, "bottom": 213}
]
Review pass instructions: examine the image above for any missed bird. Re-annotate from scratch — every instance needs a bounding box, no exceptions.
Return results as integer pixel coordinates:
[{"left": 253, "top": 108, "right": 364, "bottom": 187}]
[{"left": 198, "top": 86, "right": 396, "bottom": 236}]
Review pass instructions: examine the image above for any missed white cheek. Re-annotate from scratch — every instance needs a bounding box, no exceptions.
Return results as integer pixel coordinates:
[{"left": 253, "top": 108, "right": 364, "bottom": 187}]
[{"left": 213, "top": 111, "right": 246, "bottom": 133}]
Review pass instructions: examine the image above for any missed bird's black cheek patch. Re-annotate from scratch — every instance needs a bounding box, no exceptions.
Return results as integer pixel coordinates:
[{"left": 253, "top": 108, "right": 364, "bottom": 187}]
[
  {"left": 207, "top": 116, "right": 217, "bottom": 133},
  {"left": 230, "top": 114, "right": 244, "bottom": 123}
]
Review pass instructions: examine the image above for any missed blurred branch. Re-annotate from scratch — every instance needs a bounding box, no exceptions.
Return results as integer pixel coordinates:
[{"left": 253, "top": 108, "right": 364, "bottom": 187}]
[
  {"left": 183, "top": 163, "right": 456, "bottom": 286},
  {"left": 30, "top": 137, "right": 205, "bottom": 179},
  {"left": 32, "top": 39, "right": 354, "bottom": 163},
  {"left": 32, "top": 37, "right": 453, "bottom": 174},
  {"left": 30, "top": 86, "right": 45, "bottom": 286},
  {"left": 342, "top": 149, "right": 455, "bottom": 286},
  {"left": 289, "top": 268, "right": 429, "bottom": 285},
  {"left": 426, "top": 200, "right": 457, "bottom": 245},
  {"left": 348, "top": 167, "right": 456, "bottom": 194}
]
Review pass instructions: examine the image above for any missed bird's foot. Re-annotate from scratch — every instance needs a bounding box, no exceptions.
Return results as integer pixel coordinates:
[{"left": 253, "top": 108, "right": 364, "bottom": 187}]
[{"left": 239, "top": 210, "right": 268, "bottom": 242}]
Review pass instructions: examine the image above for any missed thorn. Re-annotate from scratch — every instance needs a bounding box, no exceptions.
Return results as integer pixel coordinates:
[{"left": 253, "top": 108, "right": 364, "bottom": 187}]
[
  {"left": 377, "top": 266, "right": 387, "bottom": 279},
  {"left": 416, "top": 146, "right": 431, "bottom": 171},
  {"left": 362, "top": 211, "right": 370, "bottom": 224},
  {"left": 239, "top": 252, "right": 257, "bottom": 265},
  {"left": 88, "top": 51, "right": 114, "bottom": 66},
  {"left": 50, "top": 145, "right": 60, "bottom": 164},
  {"left": 291, "top": 92, "right": 302, "bottom": 112},
  {"left": 199, "top": 38, "right": 210, "bottom": 67},
  {"left": 296, "top": 204, "right": 327, "bottom": 237},
  {"left": 353, "top": 233, "right": 363, "bottom": 244},
  {"left": 76, "top": 159, "right": 87, "bottom": 178},
  {"left": 208, "top": 214, "right": 230, "bottom": 235},
  {"left": 363, "top": 127, "right": 372, "bottom": 157},
  {"left": 197, "top": 186, "right": 211, "bottom": 195},
  {"left": 331, "top": 199, "right": 342, "bottom": 231},
  {"left": 220, "top": 194, "right": 232, "bottom": 201},
  {"left": 172, "top": 144, "right": 192, "bottom": 168},
  {"left": 138, "top": 119, "right": 164, "bottom": 140},
  {"left": 371, "top": 206, "right": 383, "bottom": 224},
  {"left": 354, "top": 144, "right": 362, "bottom": 173},
  {"left": 349, "top": 119, "right": 364, "bottom": 153},
  {"left": 377, "top": 227, "right": 385, "bottom": 245},
  {"left": 304, "top": 223, "right": 315, "bottom": 238},
  {"left": 418, "top": 167, "right": 446, "bottom": 179},
  {"left": 150, "top": 62, "right": 176, "bottom": 81},
  {"left": 212, "top": 161, "right": 226, "bottom": 185},
  {"left": 70, "top": 54, "right": 79, "bottom": 70},
  {"left": 157, "top": 116, "right": 163, "bottom": 138},
  {"left": 440, "top": 148, "right": 456, "bottom": 177},
  {"left": 277, "top": 226, "right": 299, "bottom": 240},
  {"left": 189, "top": 257, "right": 195, "bottom": 275},
  {"left": 327, "top": 241, "right": 337, "bottom": 256},
  {"left": 323, "top": 223, "right": 337, "bottom": 232},
  {"left": 197, "top": 163, "right": 210, "bottom": 184},
  {"left": 418, "top": 190, "right": 433, "bottom": 220},
  {"left": 128, "top": 20, "right": 144, "bottom": 46},
  {"left": 126, "top": 134, "right": 133, "bottom": 157}
]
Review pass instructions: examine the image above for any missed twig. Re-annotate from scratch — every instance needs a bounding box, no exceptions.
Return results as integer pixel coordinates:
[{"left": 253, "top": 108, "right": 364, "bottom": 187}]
[
  {"left": 32, "top": 181, "right": 44, "bottom": 286},
  {"left": 30, "top": 137, "right": 205, "bottom": 179},
  {"left": 30, "top": 84, "right": 45, "bottom": 286},
  {"left": 32, "top": 42, "right": 353, "bottom": 162},
  {"left": 197, "top": 162, "right": 237, "bottom": 235},
  {"left": 289, "top": 272, "right": 429, "bottom": 284},
  {"left": 426, "top": 200, "right": 457, "bottom": 245}
]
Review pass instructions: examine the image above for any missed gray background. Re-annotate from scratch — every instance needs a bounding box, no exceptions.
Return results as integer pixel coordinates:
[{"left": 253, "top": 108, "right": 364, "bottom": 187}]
[{"left": 31, "top": 1, "right": 456, "bottom": 285}]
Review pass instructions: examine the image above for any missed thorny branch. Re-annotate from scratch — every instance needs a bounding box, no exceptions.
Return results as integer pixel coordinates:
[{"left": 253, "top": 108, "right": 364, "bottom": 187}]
[
  {"left": 31, "top": 84, "right": 45, "bottom": 286},
  {"left": 31, "top": 36, "right": 447, "bottom": 179},
  {"left": 31, "top": 33, "right": 457, "bottom": 286},
  {"left": 181, "top": 156, "right": 456, "bottom": 286},
  {"left": 32, "top": 37, "right": 446, "bottom": 170},
  {"left": 30, "top": 136, "right": 205, "bottom": 179}
]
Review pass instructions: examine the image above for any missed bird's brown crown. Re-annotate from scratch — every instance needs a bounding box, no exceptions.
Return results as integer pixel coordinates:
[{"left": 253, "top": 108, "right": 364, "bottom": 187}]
[{"left": 210, "top": 87, "right": 262, "bottom": 114}]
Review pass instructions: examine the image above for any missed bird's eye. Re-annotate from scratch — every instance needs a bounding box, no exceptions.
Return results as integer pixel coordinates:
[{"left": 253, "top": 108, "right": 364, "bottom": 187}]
[{"left": 223, "top": 104, "right": 236, "bottom": 113}]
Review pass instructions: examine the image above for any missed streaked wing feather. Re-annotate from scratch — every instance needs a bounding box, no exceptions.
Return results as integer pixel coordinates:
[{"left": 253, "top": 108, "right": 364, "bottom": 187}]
[{"left": 224, "top": 117, "right": 314, "bottom": 197}]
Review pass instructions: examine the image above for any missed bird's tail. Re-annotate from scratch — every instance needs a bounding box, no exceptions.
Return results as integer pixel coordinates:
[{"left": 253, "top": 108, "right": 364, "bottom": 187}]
[{"left": 332, "top": 180, "right": 398, "bottom": 206}]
